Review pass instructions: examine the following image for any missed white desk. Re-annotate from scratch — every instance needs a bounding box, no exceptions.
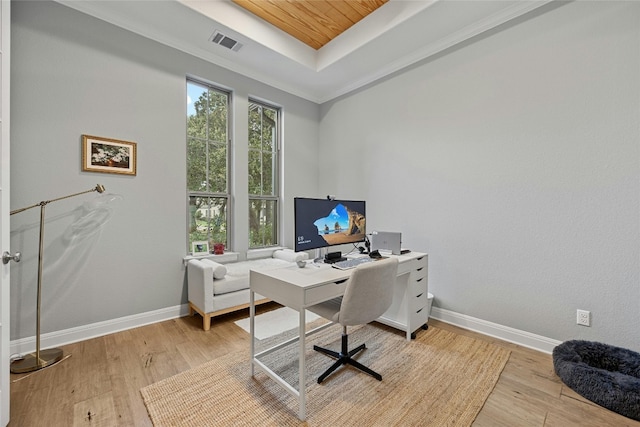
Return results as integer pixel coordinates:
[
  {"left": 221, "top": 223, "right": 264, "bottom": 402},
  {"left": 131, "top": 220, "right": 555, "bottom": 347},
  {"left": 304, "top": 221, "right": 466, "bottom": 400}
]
[{"left": 249, "top": 251, "right": 427, "bottom": 420}]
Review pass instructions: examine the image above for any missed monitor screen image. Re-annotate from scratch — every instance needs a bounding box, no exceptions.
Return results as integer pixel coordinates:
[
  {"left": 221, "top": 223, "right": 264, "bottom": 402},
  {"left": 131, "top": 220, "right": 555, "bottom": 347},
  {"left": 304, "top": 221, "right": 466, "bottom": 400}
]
[{"left": 294, "top": 197, "right": 366, "bottom": 252}]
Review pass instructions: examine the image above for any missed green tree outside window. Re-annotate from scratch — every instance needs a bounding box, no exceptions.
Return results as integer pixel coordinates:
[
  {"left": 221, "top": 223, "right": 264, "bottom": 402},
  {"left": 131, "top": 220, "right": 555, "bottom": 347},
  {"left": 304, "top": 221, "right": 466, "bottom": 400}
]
[
  {"left": 248, "top": 101, "right": 279, "bottom": 248},
  {"left": 187, "top": 80, "right": 230, "bottom": 252}
]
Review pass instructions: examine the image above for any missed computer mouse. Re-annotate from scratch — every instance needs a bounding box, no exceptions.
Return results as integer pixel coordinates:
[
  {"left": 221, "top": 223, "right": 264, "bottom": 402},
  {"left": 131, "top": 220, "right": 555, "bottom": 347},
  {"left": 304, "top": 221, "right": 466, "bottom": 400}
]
[{"left": 369, "top": 250, "right": 381, "bottom": 259}]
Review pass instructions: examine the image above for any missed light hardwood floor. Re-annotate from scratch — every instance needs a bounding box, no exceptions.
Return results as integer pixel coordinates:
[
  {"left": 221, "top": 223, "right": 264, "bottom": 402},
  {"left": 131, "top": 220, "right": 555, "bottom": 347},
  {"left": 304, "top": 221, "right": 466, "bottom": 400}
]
[{"left": 9, "top": 303, "right": 640, "bottom": 426}]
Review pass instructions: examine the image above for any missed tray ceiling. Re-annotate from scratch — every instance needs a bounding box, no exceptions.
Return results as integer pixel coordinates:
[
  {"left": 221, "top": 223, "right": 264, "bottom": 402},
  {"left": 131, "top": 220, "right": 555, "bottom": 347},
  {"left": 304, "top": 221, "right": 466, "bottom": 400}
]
[
  {"left": 55, "top": 0, "right": 555, "bottom": 104},
  {"left": 232, "top": 0, "right": 388, "bottom": 50}
]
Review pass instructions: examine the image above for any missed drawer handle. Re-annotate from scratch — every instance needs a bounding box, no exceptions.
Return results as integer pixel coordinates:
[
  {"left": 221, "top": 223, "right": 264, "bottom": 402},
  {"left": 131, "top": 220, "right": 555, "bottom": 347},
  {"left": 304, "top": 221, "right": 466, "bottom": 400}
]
[
  {"left": 417, "top": 257, "right": 424, "bottom": 261},
  {"left": 417, "top": 267, "right": 424, "bottom": 272},
  {"left": 416, "top": 293, "right": 423, "bottom": 298},
  {"left": 416, "top": 277, "right": 423, "bottom": 282},
  {"left": 335, "top": 279, "right": 347, "bottom": 285},
  {"left": 416, "top": 308, "right": 423, "bottom": 313}
]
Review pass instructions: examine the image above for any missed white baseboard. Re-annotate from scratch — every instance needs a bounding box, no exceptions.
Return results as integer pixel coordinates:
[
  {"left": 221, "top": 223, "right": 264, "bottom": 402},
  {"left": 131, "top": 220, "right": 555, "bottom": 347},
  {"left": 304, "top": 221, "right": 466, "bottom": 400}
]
[
  {"left": 10, "top": 303, "right": 560, "bottom": 358},
  {"left": 430, "top": 307, "right": 561, "bottom": 354},
  {"left": 10, "top": 304, "right": 191, "bottom": 357}
]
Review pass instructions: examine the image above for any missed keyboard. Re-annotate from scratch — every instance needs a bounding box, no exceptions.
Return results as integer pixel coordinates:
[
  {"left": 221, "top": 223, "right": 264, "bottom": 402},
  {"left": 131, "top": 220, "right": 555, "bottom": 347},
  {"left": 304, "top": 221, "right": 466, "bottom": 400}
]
[{"left": 332, "top": 257, "right": 374, "bottom": 270}]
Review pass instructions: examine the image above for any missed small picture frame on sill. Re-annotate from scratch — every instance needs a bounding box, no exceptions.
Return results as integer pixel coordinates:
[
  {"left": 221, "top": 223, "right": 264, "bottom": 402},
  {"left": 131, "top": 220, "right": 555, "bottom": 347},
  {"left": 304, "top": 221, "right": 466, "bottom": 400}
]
[
  {"left": 82, "top": 134, "right": 137, "bottom": 175},
  {"left": 191, "top": 241, "right": 210, "bottom": 256}
]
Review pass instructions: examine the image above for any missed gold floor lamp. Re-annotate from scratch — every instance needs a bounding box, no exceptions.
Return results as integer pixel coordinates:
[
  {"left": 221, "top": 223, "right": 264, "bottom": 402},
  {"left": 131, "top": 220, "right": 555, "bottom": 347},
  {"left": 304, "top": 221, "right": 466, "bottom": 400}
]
[{"left": 9, "top": 184, "right": 105, "bottom": 374}]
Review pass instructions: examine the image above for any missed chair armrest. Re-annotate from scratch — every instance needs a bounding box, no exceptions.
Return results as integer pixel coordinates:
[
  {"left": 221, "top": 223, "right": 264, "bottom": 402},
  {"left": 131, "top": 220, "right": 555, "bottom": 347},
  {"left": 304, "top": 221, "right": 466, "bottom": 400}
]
[{"left": 187, "top": 259, "right": 215, "bottom": 313}]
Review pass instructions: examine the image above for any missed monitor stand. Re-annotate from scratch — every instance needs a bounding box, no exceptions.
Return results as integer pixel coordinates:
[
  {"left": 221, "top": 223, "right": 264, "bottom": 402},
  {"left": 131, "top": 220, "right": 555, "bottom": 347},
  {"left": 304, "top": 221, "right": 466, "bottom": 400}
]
[{"left": 314, "top": 248, "right": 326, "bottom": 263}]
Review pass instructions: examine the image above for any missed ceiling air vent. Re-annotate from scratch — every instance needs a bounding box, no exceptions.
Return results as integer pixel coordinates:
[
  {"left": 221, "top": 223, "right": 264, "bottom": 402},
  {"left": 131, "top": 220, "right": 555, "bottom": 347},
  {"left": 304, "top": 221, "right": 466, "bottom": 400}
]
[{"left": 210, "top": 30, "right": 243, "bottom": 52}]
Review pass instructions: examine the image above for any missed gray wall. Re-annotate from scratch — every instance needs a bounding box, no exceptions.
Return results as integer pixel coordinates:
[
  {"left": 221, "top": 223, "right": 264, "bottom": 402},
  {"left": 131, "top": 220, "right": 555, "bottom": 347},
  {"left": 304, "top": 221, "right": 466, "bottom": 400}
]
[
  {"left": 10, "top": 1, "right": 319, "bottom": 340},
  {"left": 10, "top": 0, "right": 639, "bottom": 353},
  {"left": 319, "top": 1, "right": 640, "bottom": 351}
]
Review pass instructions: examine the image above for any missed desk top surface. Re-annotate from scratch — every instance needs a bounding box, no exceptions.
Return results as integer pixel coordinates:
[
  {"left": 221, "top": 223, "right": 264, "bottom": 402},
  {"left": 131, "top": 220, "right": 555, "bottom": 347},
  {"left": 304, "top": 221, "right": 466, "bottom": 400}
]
[{"left": 250, "top": 251, "right": 426, "bottom": 290}]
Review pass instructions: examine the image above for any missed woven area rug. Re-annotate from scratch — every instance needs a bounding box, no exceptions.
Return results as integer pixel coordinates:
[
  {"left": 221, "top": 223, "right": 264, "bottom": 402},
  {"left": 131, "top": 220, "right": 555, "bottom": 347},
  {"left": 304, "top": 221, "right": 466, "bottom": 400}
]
[{"left": 141, "top": 324, "right": 510, "bottom": 426}]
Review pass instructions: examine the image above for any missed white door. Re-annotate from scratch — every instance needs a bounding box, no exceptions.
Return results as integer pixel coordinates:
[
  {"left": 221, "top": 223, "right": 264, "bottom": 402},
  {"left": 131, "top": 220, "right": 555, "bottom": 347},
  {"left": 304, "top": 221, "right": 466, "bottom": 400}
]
[{"left": 0, "top": 0, "right": 11, "bottom": 425}]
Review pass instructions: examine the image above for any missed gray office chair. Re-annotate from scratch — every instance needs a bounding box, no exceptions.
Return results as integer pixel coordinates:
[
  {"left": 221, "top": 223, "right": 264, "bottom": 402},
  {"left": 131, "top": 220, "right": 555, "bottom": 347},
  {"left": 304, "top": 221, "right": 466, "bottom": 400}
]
[{"left": 307, "top": 257, "right": 399, "bottom": 383}]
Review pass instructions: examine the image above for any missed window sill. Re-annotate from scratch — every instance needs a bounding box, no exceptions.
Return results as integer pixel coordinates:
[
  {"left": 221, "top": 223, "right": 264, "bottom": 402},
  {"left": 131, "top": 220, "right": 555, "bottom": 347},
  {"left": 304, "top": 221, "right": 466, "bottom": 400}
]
[{"left": 182, "top": 252, "right": 239, "bottom": 266}]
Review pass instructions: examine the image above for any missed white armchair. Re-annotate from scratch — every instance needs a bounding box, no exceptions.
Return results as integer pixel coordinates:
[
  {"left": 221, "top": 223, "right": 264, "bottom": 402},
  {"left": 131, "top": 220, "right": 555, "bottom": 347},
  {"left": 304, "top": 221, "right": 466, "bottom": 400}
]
[{"left": 187, "top": 249, "right": 309, "bottom": 330}]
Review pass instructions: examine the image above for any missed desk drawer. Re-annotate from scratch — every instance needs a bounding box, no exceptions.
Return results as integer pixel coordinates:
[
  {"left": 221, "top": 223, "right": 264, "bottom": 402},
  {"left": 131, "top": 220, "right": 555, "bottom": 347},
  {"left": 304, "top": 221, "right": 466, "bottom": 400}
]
[
  {"left": 409, "top": 275, "right": 427, "bottom": 294},
  {"left": 410, "top": 290, "right": 428, "bottom": 311},
  {"left": 398, "top": 255, "right": 427, "bottom": 274},
  {"left": 397, "top": 260, "right": 415, "bottom": 276},
  {"left": 305, "top": 280, "right": 347, "bottom": 305},
  {"left": 411, "top": 305, "right": 429, "bottom": 327}
]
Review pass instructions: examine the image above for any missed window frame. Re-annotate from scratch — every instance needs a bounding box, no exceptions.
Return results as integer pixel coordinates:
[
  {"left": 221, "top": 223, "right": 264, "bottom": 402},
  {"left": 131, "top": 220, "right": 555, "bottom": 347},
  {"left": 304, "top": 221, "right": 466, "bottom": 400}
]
[
  {"left": 248, "top": 98, "right": 281, "bottom": 249},
  {"left": 186, "top": 78, "right": 233, "bottom": 253}
]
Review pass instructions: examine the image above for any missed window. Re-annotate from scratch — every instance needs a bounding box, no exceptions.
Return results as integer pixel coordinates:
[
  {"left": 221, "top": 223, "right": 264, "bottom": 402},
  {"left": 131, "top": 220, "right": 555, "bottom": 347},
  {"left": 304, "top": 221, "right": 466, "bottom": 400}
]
[
  {"left": 186, "top": 80, "right": 230, "bottom": 252},
  {"left": 248, "top": 100, "right": 280, "bottom": 248}
]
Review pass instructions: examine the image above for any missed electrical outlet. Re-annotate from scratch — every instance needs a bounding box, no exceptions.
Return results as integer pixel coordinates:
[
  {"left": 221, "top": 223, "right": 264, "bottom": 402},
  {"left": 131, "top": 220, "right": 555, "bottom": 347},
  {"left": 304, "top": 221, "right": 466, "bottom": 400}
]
[{"left": 577, "top": 309, "right": 590, "bottom": 326}]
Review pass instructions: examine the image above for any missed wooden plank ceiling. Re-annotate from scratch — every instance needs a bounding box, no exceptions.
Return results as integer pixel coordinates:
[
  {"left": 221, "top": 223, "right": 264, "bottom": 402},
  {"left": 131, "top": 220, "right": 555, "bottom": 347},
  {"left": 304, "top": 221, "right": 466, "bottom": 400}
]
[{"left": 232, "top": 0, "right": 388, "bottom": 50}]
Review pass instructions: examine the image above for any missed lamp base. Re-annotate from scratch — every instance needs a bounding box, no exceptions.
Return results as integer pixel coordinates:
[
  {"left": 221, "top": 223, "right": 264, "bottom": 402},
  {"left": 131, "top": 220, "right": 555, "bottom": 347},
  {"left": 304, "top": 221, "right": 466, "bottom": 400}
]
[{"left": 10, "top": 348, "right": 63, "bottom": 374}]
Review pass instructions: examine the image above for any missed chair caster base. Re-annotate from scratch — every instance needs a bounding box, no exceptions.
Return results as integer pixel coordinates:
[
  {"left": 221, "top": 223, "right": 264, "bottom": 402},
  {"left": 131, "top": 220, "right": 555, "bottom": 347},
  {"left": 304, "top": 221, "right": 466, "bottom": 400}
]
[{"left": 313, "top": 343, "right": 382, "bottom": 383}]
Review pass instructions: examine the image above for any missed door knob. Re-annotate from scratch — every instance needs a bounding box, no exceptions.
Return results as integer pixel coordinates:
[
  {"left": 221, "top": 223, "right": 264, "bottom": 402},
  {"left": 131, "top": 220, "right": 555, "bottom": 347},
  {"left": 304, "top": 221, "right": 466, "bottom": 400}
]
[{"left": 2, "top": 251, "right": 21, "bottom": 264}]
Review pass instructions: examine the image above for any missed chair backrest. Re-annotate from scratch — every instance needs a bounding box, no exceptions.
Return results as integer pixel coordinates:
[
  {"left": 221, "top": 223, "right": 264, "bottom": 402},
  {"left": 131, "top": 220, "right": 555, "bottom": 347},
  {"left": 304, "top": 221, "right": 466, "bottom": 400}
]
[{"left": 337, "top": 257, "right": 399, "bottom": 326}]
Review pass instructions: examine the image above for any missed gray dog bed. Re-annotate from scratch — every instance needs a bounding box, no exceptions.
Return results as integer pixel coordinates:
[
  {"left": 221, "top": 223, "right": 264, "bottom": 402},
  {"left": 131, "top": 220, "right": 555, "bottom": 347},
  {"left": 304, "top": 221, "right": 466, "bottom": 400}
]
[{"left": 553, "top": 340, "right": 640, "bottom": 421}]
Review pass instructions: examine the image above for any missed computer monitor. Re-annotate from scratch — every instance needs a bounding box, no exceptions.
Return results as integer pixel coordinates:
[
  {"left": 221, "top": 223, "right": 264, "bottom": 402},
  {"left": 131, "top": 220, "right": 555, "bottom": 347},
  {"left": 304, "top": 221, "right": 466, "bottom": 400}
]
[{"left": 294, "top": 197, "right": 366, "bottom": 252}]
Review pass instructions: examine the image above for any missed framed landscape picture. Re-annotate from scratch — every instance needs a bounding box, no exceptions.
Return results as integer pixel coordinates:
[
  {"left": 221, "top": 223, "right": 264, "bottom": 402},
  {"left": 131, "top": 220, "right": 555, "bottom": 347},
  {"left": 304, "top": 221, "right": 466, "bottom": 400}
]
[{"left": 82, "top": 134, "right": 137, "bottom": 175}]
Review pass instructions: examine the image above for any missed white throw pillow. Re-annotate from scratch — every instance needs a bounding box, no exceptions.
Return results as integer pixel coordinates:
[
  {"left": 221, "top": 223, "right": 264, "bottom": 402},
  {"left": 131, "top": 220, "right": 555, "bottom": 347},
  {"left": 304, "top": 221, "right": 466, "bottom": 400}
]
[
  {"left": 272, "top": 249, "right": 307, "bottom": 262},
  {"left": 200, "top": 259, "right": 227, "bottom": 279}
]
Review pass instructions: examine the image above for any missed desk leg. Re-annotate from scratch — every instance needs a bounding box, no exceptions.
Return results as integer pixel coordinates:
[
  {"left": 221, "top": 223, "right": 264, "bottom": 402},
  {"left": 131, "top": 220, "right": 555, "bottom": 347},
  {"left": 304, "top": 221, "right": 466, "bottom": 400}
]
[
  {"left": 250, "top": 290, "right": 255, "bottom": 377},
  {"left": 299, "top": 308, "right": 306, "bottom": 420}
]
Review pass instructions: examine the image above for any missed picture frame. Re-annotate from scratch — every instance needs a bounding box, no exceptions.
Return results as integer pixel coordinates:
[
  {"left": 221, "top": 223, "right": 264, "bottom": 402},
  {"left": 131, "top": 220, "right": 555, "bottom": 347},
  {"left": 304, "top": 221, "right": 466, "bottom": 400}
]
[
  {"left": 191, "top": 241, "right": 210, "bottom": 255},
  {"left": 82, "top": 134, "right": 137, "bottom": 175}
]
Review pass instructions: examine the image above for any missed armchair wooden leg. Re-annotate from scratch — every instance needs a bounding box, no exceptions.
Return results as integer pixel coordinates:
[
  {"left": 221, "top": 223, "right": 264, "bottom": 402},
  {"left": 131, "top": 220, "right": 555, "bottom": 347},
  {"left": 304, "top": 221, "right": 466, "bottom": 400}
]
[
  {"left": 203, "top": 314, "right": 211, "bottom": 331},
  {"left": 188, "top": 303, "right": 212, "bottom": 331}
]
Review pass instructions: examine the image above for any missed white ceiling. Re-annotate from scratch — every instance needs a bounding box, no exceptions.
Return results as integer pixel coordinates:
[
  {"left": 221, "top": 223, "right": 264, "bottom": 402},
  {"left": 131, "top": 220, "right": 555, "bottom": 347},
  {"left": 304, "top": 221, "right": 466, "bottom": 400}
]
[{"left": 55, "top": 0, "right": 551, "bottom": 104}]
